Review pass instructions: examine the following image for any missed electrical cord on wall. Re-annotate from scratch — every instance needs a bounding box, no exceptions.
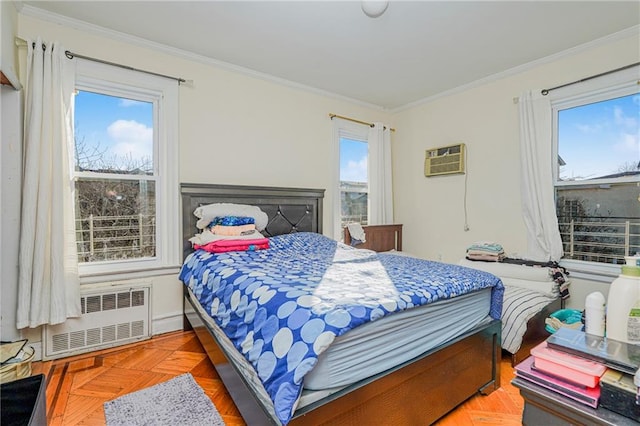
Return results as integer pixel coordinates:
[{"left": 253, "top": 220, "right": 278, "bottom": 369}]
[{"left": 463, "top": 145, "right": 470, "bottom": 231}]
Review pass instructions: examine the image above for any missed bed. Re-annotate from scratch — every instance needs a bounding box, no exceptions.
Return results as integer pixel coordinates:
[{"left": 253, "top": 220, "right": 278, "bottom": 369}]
[
  {"left": 343, "top": 224, "right": 563, "bottom": 366},
  {"left": 344, "top": 225, "right": 563, "bottom": 366},
  {"left": 459, "top": 259, "right": 563, "bottom": 366},
  {"left": 180, "top": 183, "right": 503, "bottom": 425}
]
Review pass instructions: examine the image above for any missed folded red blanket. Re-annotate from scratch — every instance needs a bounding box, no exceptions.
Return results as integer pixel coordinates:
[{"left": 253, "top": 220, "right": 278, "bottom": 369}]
[{"left": 194, "top": 238, "right": 270, "bottom": 253}]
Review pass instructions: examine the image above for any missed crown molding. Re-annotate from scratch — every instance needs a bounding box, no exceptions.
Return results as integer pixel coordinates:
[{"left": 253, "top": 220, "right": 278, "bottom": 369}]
[
  {"left": 17, "top": 4, "right": 385, "bottom": 111},
  {"left": 393, "top": 25, "right": 640, "bottom": 113}
]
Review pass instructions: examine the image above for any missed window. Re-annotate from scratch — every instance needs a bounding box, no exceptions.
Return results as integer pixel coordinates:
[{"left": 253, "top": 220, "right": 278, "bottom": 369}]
[
  {"left": 552, "top": 71, "right": 639, "bottom": 272},
  {"left": 74, "top": 60, "right": 179, "bottom": 277},
  {"left": 340, "top": 137, "right": 369, "bottom": 227},
  {"left": 332, "top": 120, "right": 369, "bottom": 239}
]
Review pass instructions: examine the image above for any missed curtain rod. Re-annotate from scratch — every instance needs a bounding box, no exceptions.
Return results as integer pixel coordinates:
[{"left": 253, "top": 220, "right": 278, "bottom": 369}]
[
  {"left": 541, "top": 62, "right": 640, "bottom": 95},
  {"left": 65, "top": 51, "right": 186, "bottom": 85},
  {"left": 329, "top": 113, "right": 396, "bottom": 132},
  {"left": 17, "top": 38, "right": 186, "bottom": 85}
]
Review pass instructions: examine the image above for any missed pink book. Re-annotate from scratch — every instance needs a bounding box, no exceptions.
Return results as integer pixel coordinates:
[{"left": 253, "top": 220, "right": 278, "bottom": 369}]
[
  {"left": 530, "top": 341, "right": 607, "bottom": 388},
  {"left": 515, "top": 356, "right": 601, "bottom": 408}
]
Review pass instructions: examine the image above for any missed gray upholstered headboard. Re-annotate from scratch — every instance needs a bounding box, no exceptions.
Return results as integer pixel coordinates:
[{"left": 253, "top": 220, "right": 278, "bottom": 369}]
[{"left": 181, "top": 183, "right": 325, "bottom": 259}]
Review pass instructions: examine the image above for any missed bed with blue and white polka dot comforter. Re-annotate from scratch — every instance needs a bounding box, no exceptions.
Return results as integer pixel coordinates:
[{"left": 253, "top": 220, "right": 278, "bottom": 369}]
[{"left": 179, "top": 232, "right": 504, "bottom": 425}]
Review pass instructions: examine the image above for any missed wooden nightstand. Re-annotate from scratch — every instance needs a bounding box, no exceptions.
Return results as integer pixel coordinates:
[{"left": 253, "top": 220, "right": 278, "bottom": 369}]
[{"left": 343, "top": 224, "right": 403, "bottom": 252}]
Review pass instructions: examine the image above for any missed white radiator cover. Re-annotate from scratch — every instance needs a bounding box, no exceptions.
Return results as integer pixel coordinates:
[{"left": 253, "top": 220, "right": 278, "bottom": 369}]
[{"left": 43, "top": 283, "right": 151, "bottom": 360}]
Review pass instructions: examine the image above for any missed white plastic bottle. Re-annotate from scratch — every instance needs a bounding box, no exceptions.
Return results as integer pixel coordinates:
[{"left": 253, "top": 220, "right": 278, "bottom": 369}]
[
  {"left": 584, "top": 291, "right": 606, "bottom": 337},
  {"left": 606, "top": 256, "right": 640, "bottom": 343}
]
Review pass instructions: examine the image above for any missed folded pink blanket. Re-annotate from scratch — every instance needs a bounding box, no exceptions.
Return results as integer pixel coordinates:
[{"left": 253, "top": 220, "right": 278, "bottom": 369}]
[
  {"left": 210, "top": 224, "right": 256, "bottom": 236},
  {"left": 194, "top": 238, "right": 270, "bottom": 253}
]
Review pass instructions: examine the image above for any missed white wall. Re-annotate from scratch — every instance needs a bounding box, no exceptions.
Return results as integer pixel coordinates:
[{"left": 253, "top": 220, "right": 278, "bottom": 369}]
[
  {"left": 9, "top": 13, "right": 393, "bottom": 348},
  {"left": 1, "top": 0, "right": 23, "bottom": 342},
  {"left": 391, "top": 31, "right": 640, "bottom": 309}
]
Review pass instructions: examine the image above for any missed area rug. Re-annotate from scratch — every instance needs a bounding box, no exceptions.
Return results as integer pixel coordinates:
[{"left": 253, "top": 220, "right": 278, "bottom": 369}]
[{"left": 104, "top": 373, "right": 225, "bottom": 426}]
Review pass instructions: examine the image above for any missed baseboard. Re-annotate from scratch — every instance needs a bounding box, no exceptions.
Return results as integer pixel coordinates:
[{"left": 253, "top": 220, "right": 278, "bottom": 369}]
[{"left": 151, "top": 311, "right": 184, "bottom": 336}]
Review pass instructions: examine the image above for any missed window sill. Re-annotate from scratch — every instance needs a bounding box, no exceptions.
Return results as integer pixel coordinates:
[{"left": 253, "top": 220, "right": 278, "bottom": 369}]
[
  {"left": 80, "top": 265, "right": 182, "bottom": 285},
  {"left": 559, "top": 259, "right": 620, "bottom": 284}
]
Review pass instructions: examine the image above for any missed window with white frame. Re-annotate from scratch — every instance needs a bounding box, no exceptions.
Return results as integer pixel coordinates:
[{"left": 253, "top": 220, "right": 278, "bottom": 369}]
[
  {"left": 340, "top": 137, "right": 369, "bottom": 227},
  {"left": 73, "top": 60, "right": 179, "bottom": 277},
  {"left": 552, "top": 70, "right": 639, "bottom": 271},
  {"left": 332, "top": 120, "right": 369, "bottom": 239}
]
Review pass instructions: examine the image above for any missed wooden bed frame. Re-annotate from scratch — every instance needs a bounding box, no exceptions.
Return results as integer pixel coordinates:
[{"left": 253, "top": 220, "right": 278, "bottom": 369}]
[{"left": 180, "top": 183, "right": 501, "bottom": 425}]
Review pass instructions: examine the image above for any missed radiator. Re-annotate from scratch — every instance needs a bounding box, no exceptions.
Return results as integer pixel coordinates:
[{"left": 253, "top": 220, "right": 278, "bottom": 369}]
[{"left": 43, "top": 284, "right": 151, "bottom": 360}]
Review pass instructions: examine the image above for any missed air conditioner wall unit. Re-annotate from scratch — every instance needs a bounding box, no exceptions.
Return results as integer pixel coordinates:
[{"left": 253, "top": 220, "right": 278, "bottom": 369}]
[{"left": 424, "top": 143, "right": 466, "bottom": 177}]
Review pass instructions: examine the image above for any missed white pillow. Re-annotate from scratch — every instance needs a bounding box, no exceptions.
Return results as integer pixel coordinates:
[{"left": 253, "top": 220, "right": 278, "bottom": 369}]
[
  {"left": 194, "top": 203, "right": 268, "bottom": 231},
  {"left": 458, "top": 258, "right": 559, "bottom": 297}
]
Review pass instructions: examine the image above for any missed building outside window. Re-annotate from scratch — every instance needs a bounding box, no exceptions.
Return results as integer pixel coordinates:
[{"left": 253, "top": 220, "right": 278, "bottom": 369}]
[{"left": 553, "top": 85, "right": 639, "bottom": 268}]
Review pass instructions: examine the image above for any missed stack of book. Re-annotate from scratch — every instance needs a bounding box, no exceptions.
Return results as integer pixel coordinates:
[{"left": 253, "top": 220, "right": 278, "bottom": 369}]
[
  {"left": 515, "top": 327, "right": 640, "bottom": 421},
  {"left": 515, "top": 339, "right": 604, "bottom": 408}
]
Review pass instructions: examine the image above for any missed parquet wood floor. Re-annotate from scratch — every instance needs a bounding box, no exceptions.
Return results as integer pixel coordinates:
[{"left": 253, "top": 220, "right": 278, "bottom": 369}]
[{"left": 30, "top": 330, "right": 524, "bottom": 425}]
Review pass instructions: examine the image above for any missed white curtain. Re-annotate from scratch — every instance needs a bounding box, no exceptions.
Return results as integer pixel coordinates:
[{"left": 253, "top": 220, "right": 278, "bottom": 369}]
[
  {"left": 518, "top": 90, "right": 564, "bottom": 262},
  {"left": 17, "top": 38, "right": 81, "bottom": 329},
  {"left": 368, "top": 123, "right": 393, "bottom": 225}
]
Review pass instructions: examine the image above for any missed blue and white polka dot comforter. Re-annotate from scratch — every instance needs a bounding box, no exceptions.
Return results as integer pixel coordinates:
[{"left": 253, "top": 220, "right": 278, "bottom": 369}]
[{"left": 179, "top": 232, "right": 503, "bottom": 425}]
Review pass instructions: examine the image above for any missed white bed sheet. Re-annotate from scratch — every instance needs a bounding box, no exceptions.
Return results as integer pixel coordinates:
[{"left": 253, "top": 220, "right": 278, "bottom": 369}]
[{"left": 304, "top": 287, "right": 491, "bottom": 389}]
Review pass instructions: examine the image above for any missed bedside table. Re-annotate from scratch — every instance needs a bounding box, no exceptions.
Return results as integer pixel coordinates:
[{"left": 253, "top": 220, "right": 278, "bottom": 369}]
[
  {"left": 343, "top": 224, "right": 403, "bottom": 252},
  {"left": 512, "top": 376, "right": 638, "bottom": 425}
]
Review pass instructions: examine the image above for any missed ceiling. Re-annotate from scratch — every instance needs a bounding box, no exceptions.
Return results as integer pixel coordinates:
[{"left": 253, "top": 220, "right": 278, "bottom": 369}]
[{"left": 18, "top": 1, "right": 640, "bottom": 110}]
